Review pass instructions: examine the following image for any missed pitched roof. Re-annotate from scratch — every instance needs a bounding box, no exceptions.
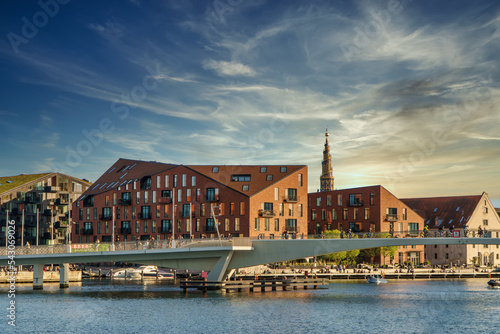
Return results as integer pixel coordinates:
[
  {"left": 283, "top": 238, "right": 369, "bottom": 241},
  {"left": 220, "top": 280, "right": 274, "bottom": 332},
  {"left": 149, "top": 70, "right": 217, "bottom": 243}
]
[
  {"left": 188, "top": 165, "right": 306, "bottom": 196},
  {"left": 79, "top": 158, "right": 306, "bottom": 199},
  {"left": 401, "top": 195, "right": 482, "bottom": 229},
  {"left": 82, "top": 158, "right": 177, "bottom": 197},
  {"left": 0, "top": 173, "right": 51, "bottom": 194}
]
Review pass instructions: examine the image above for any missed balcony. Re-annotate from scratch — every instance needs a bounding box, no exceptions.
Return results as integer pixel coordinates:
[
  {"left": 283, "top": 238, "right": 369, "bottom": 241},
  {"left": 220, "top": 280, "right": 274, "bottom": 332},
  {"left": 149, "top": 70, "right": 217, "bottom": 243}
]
[
  {"left": 158, "top": 197, "right": 172, "bottom": 204},
  {"left": 348, "top": 200, "right": 364, "bottom": 207},
  {"left": 24, "top": 195, "right": 41, "bottom": 204},
  {"left": 206, "top": 195, "right": 220, "bottom": 202},
  {"left": 385, "top": 214, "right": 399, "bottom": 222},
  {"left": 258, "top": 209, "right": 275, "bottom": 218},
  {"left": 99, "top": 214, "right": 113, "bottom": 221},
  {"left": 43, "top": 209, "right": 55, "bottom": 217},
  {"left": 285, "top": 225, "right": 297, "bottom": 232},
  {"left": 120, "top": 228, "right": 131, "bottom": 234},
  {"left": 283, "top": 196, "right": 299, "bottom": 203},
  {"left": 42, "top": 186, "right": 59, "bottom": 193},
  {"left": 138, "top": 212, "right": 152, "bottom": 219},
  {"left": 55, "top": 198, "right": 69, "bottom": 205},
  {"left": 118, "top": 198, "right": 131, "bottom": 206},
  {"left": 81, "top": 228, "right": 94, "bottom": 235}
]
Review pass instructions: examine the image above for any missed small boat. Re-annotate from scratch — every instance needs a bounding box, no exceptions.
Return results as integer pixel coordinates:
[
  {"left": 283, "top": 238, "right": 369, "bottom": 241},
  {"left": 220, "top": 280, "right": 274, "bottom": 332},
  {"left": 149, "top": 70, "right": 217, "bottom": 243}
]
[
  {"left": 367, "top": 275, "right": 387, "bottom": 284},
  {"left": 109, "top": 266, "right": 174, "bottom": 280},
  {"left": 487, "top": 279, "right": 500, "bottom": 288}
]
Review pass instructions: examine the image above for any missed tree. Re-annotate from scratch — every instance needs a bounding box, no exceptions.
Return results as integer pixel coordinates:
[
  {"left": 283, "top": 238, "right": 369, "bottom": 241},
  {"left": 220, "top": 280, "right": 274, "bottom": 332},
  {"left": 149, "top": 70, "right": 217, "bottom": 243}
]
[{"left": 318, "top": 230, "right": 360, "bottom": 265}]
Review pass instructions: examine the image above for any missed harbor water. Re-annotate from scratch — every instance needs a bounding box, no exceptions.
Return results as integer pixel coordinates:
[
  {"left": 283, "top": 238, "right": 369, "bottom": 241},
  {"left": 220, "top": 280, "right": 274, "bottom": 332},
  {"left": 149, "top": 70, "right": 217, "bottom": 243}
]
[{"left": 1, "top": 279, "right": 499, "bottom": 333}]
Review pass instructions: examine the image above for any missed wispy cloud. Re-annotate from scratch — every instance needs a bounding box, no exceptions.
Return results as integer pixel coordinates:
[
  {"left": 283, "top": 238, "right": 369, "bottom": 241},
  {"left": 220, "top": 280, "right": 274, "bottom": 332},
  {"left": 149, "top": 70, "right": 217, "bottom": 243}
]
[{"left": 202, "top": 60, "right": 256, "bottom": 76}]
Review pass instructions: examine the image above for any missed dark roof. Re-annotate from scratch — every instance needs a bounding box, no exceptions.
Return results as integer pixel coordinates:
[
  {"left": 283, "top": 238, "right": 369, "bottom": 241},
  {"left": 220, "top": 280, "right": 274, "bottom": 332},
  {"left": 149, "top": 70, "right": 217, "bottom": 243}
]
[
  {"left": 82, "top": 158, "right": 177, "bottom": 196},
  {"left": 401, "top": 195, "right": 482, "bottom": 229},
  {"left": 80, "top": 158, "right": 306, "bottom": 198}
]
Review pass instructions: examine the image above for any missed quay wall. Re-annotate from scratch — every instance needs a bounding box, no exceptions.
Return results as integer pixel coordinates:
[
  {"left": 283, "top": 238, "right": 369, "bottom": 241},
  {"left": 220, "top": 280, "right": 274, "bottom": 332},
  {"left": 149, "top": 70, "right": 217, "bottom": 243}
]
[{"left": 0, "top": 270, "right": 82, "bottom": 283}]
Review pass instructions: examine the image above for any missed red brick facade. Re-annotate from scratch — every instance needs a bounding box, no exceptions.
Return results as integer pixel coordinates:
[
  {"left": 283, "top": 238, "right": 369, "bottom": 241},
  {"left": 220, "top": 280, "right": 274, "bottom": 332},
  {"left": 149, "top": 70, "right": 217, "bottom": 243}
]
[
  {"left": 308, "top": 185, "right": 425, "bottom": 265},
  {"left": 71, "top": 159, "right": 307, "bottom": 243}
]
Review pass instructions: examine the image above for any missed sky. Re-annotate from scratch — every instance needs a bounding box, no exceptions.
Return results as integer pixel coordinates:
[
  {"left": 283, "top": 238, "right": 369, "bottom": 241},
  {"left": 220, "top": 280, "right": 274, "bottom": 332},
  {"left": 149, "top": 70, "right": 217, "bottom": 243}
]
[{"left": 0, "top": 0, "right": 499, "bottom": 206}]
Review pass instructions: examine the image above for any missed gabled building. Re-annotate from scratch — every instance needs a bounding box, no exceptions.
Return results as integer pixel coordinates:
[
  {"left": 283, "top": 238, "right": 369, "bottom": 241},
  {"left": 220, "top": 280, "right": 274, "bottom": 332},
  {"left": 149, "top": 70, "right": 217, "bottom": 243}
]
[
  {"left": 0, "top": 173, "right": 91, "bottom": 246},
  {"left": 402, "top": 193, "right": 500, "bottom": 266},
  {"left": 71, "top": 158, "right": 308, "bottom": 243}
]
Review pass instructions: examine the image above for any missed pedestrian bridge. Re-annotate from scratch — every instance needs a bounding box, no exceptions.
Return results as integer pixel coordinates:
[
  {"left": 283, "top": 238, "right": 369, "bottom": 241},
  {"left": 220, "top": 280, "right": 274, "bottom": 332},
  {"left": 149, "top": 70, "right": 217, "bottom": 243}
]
[{"left": 1, "top": 234, "right": 500, "bottom": 287}]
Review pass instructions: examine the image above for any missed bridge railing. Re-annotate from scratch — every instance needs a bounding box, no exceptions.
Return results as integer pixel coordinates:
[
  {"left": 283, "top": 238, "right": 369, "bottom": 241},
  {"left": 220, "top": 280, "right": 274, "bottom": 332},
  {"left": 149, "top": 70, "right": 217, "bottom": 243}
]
[
  {"left": 0, "top": 237, "right": 252, "bottom": 256},
  {"left": 307, "top": 229, "right": 500, "bottom": 239}
]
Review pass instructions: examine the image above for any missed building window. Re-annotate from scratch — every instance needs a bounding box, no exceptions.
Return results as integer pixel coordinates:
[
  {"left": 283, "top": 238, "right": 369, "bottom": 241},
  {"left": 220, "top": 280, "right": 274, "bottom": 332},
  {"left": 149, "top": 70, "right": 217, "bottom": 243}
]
[
  {"left": 177, "top": 189, "right": 182, "bottom": 203},
  {"left": 285, "top": 219, "right": 297, "bottom": 232},
  {"left": 298, "top": 204, "right": 303, "bottom": 217},
  {"left": 483, "top": 219, "right": 488, "bottom": 226},
  {"left": 136, "top": 192, "right": 140, "bottom": 204},
  {"left": 266, "top": 175, "right": 273, "bottom": 181},
  {"left": 206, "top": 188, "right": 219, "bottom": 201},
  {"left": 182, "top": 174, "right": 187, "bottom": 187},
  {"left": 279, "top": 203, "right": 284, "bottom": 216},
  {"left": 274, "top": 218, "right": 279, "bottom": 231},
  {"left": 212, "top": 167, "right": 219, "bottom": 173},
  {"left": 161, "top": 220, "right": 171, "bottom": 233},
  {"left": 141, "top": 176, "right": 152, "bottom": 190},
  {"left": 298, "top": 173, "right": 303, "bottom": 187},
  {"left": 186, "top": 189, "right": 191, "bottom": 202},
  {"left": 97, "top": 221, "right": 101, "bottom": 234},
  {"left": 165, "top": 175, "right": 169, "bottom": 188},
  {"left": 354, "top": 208, "right": 359, "bottom": 220},
  {"left": 240, "top": 202, "right": 245, "bottom": 215},
  {"left": 182, "top": 204, "right": 191, "bottom": 218},
  {"left": 288, "top": 204, "right": 293, "bottom": 216},
  {"left": 196, "top": 189, "right": 200, "bottom": 201},
  {"left": 200, "top": 204, "right": 205, "bottom": 216},
  {"left": 338, "top": 194, "right": 342, "bottom": 206},
  {"left": 86, "top": 208, "right": 90, "bottom": 220},
  {"left": 105, "top": 196, "right": 109, "bottom": 206},
  {"left": 332, "top": 208, "right": 337, "bottom": 220},
  {"left": 370, "top": 193, "right": 375, "bottom": 205},
  {"left": 225, "top": 218, "right": 230, "bottom": 232},
  {"left": 232, "top": 174, "right": 251, "bottom": 182},
  {"left": 235, "top": 218, "right": 240, "bottom": 232},
  {"left": 104, "top": 222, "right": 109, "bottom": 234},
  {"left": 409, "top": 223, "right": 419, "bottom": 235},
  {"left": 156, "top": 175, "right": 161, "bottom": 188},
  {"left": 152, "top": 220, "right": 157, "bottom": 233},
  {"left": 264, "top": 218, "right": 270, "bottom": 231},
  {"left": 286, "top": 188, "right": 297, "bottom": 201},
  {"left": 136, "top": 221, "right": 140, "bottom": 234},
  {"left": 144, "top": 191, "right": 149, "bottom": 204},
  {"left": 173, "top": 175, "right": 177, "bottom": 188},
  {"left": 364, "top": 208, "right": 369, "bottom": 220},
  {"left": 143, "top": 221, "right": 148, "bottom": 233},
  {"left": 316, "top": 197, "right": 321, "bottom": 207},
  {"left": 116, "top": 208, "right": 120, "bottom": 219},
  {"left": 311, "top": 209, "right": 317, "bottom": 220},
  {"left": 327, "top": 195, "right": 332, "bottom": 206},
  {"left": 132, "top": 207, "right": 136, "bottom": 219},
  {"left": 402, "top": 208, "right": 407, "bottom": 220},
  {"left": 191, "top": 176, "right": 196, "bottom": 187},
  {"left": 348, "top": 194, "right": 363, "bottom": 206},
  {"left": 230, "top": 202, "right": 234, "bottom": 215},
  {"left": 280, "top": 167, "right": 287, "bottom": 173},
  {"left": 177, "top": 219, "right": 181, "bottom": 232},
  {"left": 260, "top": 167, "right": 267, "bottom": 173},
  {"left": 255, "top": 218, "right": 260, "bottom": 231},
  {"left": 196, "top": 219, "right": 200, "bottom": 232},
  {"left": 274, "top": 188, "right": 279, "bottom": 201},
  {"left": 242, "top": 185, "right": 249, "bottom": 191},
  {"left": 94, "top": 208, "right": 98, "bottom": 220},
  {"left": 343, "top": 208, "right": 348, "bottom": 220},
  {"left": 321, "top": 209, "right": 326, "bottom": 221}
]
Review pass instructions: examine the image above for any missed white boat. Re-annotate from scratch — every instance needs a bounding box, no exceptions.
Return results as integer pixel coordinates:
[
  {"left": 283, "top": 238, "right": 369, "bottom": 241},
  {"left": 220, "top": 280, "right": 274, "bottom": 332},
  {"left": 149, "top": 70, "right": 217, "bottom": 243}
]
[
  {"left": 109, "top": 266, "right": 173, "bottom": 279},
  {"left": 487, "top": 279, "right": 500, "bottom": 288},
  {"left": 367, "top": 275, "right": 387, "bottom": 284}
]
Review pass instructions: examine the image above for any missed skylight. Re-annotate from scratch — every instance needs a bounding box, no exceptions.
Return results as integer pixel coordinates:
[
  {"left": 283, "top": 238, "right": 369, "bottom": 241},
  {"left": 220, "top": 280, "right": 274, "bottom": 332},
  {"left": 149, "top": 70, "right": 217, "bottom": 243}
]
[
  {"left": 456, "top": 206, "right": 460, "bottom": 211},
  {"left": 99, "top": 183, "right": 107, "bottom": 189},
  {"left": 107, "top": 167, "right": 116, "bottom": 174},
  {"left": 433, "top": 207, "right": 438, "bottom": 212},
  {"left": 129, "top": 163, "right": 137, "bottom": 170},
  {"left": 119, "top": 172, "right": 128, "bottom": 180},
  {"left": 91, "top": 183, "right": 100, "bottom": 190}
]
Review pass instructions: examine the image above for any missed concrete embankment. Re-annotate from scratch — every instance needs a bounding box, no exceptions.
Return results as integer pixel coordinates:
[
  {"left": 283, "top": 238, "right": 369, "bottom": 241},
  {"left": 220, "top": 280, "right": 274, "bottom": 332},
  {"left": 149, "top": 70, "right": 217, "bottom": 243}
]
[{"left": 0, "top": 270, "right": 82, "bottom": 283}]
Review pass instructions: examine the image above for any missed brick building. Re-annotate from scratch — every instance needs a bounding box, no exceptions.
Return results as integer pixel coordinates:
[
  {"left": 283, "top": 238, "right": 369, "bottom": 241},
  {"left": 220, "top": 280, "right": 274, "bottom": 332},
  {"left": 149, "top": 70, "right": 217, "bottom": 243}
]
[
  {"left": 0, "top": 173, "right": 91, "bottom": 246},
  {"left": 71, "top": 158, "right": 308, "bottom": 243},
  {"left": 308, "top": 185, "right": 426, "bottom": 265}
]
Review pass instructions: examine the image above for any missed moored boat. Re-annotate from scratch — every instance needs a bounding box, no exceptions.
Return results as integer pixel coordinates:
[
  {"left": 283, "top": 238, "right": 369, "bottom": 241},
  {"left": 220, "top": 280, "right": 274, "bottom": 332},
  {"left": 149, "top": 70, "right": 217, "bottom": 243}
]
[
  {"left": 487, "top": 279, "right": 500, "bottom": 288},
  {"left": 367, "top": 275, "right": 387, "bottom": 284},
  {"left": 108, "top": 266, "right": 174, "bottom": 279}
]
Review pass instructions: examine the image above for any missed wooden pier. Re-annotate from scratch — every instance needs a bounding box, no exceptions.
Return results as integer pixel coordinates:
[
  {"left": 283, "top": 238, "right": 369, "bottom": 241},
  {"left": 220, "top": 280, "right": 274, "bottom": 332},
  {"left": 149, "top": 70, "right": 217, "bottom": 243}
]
[{"left": 181, "top": 277, "right": 329, "bottom": 293}]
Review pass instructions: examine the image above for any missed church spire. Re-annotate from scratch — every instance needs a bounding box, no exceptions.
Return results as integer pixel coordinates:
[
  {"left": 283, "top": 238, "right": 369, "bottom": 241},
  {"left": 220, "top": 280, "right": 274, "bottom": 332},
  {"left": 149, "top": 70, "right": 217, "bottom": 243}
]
[{"left": 320, "top": 128, "right": 334, "bottom": 192}]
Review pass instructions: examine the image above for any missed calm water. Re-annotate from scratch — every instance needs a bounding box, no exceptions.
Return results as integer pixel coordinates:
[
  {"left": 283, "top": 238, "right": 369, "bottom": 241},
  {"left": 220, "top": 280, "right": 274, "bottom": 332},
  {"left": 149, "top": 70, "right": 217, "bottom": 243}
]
[{"left": 1, "top": 278, "right": 499, "bottom": 333}]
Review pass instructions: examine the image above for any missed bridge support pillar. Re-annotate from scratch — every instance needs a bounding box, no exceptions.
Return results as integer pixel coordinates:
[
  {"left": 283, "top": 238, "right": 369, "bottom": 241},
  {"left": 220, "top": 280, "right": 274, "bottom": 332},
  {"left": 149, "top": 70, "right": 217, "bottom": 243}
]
[
  {"left": 33, "top": 264, "right": 44, "bottom": 290},
  {"left": 207, "top": 250, "right": 234, "bottom": 281},
  {"left": 60, "top": 263, "right": 70, "bottom": 288}
]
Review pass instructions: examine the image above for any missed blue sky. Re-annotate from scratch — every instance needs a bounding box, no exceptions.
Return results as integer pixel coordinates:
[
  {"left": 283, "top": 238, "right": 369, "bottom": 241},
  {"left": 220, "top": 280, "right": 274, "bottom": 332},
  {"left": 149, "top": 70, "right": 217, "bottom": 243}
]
[{"left": 1, "top": 0, "right": 499, "bottom": 205}]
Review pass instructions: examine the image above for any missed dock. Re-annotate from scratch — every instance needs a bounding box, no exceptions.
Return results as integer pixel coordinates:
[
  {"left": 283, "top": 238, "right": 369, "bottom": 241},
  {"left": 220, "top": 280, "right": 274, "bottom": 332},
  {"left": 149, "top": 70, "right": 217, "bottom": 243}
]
[{"left": 181, "top": 277, "right": 329, "bottom": 293}]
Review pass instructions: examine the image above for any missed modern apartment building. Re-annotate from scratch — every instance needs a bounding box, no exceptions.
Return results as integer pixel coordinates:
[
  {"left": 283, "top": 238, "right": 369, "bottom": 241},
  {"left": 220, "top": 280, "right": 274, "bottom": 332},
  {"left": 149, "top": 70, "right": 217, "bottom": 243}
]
[
  {"left": 308, "top": 185, "right": 426, "bottom": 265},
  {"left": 71, "top": 158, "right": 308, "bottom": 243},
  {"left": 0, "top": 173, "right": 91, "bottom": 246}
]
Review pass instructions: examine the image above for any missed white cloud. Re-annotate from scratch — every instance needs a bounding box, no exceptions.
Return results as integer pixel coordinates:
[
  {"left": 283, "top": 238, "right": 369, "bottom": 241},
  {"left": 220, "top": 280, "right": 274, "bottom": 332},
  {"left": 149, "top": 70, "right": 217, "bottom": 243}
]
[{"left": 202, "top": 60, "right": 256, "bottom": 76}]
